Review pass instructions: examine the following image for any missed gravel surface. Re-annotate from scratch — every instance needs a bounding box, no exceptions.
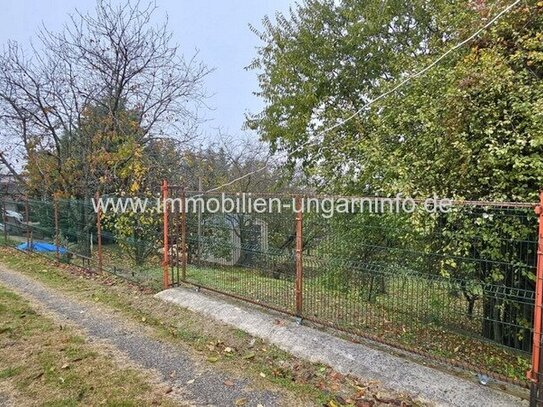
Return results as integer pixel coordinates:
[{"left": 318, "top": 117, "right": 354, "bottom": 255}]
[
  {"left": 0, "top": 266, "right": 287, "bottom": 407},
  {"left": 0, "top": 392, "right": 13, "bottom": 407}
]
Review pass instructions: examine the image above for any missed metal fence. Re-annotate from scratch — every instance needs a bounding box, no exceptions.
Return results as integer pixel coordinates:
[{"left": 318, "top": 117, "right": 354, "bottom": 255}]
[
  {"left": 1, "top": 185, "right": 542, "bottom": 397},
  {"left": 171, "top": 190, "right": 538, "bottom": 390}
]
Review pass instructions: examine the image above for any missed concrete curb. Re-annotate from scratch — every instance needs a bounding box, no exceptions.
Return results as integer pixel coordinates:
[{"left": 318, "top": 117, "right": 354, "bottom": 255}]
[{"left": 156, "top": 287, "right": 527, "bottom": 407}]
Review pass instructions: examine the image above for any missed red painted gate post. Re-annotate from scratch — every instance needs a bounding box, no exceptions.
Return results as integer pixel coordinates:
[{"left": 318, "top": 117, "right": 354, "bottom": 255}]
[
  {"left": 530, "top": 191, "right": 543, "bottom": 407},
  {"left": 295, "top": 195, "right": 303, "bottom": 317},
  {"left": 181, "top": 187, "right": 187, "bottom": 282},
  {"left": 162, "top": 180, "right": 170, "bottom": 289}
]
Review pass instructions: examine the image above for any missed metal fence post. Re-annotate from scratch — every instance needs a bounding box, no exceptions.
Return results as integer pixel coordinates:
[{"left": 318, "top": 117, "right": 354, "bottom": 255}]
[
  {"left": 162, "top": 180, "right": 170, "bottom": 289},
  {"left": 181, "top": 187, "right": 187, "bottom": 282},
  {"left": 197, "top": 177, "right": 202, "bottom": 264},
  {"left": 24, "top": 196, "right": 31, "bottom": 251},
  {"left": 530, "top": 191, "right": 543, "bottom": 407},
  {"left": 95, "top": 192, "right": 103, "bottom": 274},
  {"left": 54, "top": 196, "right": 60, "bottom": 263},
  {"left": 295, "top": 195, "right": 303, "bottom": 317},
  {"left": 2, "top": 193, "right": 7, "bottom": 243}
]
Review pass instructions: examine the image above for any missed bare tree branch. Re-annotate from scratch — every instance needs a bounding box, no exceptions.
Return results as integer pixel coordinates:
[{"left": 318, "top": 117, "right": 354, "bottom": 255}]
[{"left": 0, "top": 0, "right": 210, "bottom": 198}]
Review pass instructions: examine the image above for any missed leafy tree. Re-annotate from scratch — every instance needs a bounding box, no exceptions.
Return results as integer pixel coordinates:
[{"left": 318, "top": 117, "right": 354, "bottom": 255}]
[
  {"left": 246, "top": 0, "right": 466, "bottom": 177},
  {"left": 361, "top": 2, "right": 543, "bottom": 348},
  {"left": 249, "top": 0, "right": 543, "bottom": 349},
  {"left": 0, "top": 1, "right": 209, "bottom": 260}
]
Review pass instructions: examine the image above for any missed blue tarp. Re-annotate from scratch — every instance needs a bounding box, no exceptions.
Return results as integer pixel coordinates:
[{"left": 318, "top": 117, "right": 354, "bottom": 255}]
[{"left": 17, "top": 241, "right": 67, "bottom": 254}]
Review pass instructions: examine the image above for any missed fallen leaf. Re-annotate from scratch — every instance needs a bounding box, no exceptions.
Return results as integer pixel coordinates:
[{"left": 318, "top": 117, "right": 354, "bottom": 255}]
[
  {"left": 207, "top": 357, "right": 219, "bottom": 363},
  {"left": 235, "top": 398, "right": 247, "bottom": 406},
  {"left": 61, "top": 363, "right": 70, "bottom": 369},
  {"left": 259, "top": 372, "right": 266, "bottom": 378},
  {"left": 242, "top": 352, "right": 256, "bottom": 360},
  {"left": 223, "top": 380, "right": 234, "bottom": 386},
  {"left": 334, "top": 396, "right": 347, "bottom": 405},
  {"left": 186, "top": 379, "right": 195, "bottom": 384}
]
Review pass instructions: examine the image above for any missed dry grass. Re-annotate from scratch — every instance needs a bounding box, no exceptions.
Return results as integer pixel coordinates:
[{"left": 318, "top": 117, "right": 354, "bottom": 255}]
[{"left": 0, "top": 284, "right": 180, "bottom": 407}]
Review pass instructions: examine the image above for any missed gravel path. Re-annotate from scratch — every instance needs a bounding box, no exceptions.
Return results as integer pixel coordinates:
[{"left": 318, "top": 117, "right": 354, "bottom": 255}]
[
  {"left": 0, "top": 266, "right": 287, "bottom": 407},
  {"left": 0, "top": 392, "right": 13, "bottom": 407}
]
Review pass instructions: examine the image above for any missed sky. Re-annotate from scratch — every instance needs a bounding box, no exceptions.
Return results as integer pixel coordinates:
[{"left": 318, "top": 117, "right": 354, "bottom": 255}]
[{"left": 0, "top": 0, "right": 294, "bottom": 143}]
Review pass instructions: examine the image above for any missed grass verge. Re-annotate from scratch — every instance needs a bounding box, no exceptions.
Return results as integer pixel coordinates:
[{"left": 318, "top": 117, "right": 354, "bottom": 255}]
[{"left": 0, "top": 283, "right": 177, "bottom": 406}]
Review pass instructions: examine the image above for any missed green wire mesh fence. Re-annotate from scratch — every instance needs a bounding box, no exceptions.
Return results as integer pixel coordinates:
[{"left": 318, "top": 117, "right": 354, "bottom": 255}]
[{"left": 0, "top": 190, "right": 538, "bottom": 388}]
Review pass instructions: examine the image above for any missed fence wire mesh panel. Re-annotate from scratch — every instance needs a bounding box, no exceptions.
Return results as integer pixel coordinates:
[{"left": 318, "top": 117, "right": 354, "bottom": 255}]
[
  {"left": 0, "top": 197, "right": 99, "bottom": 268},
  {"left": 301, "top": 200, "right": 535, "bottom": 384},
  {"left": 57, "top": 198, "right": 98, "bottom": 269},
  {"left": 99, "top": 194, "right": 164, "bottom": 289},
  {"left": 182, "top": 192, "right": 297, "bottom": 314},
  {"left": 1, "top": 198, "right": 29, "bottom": 247}
]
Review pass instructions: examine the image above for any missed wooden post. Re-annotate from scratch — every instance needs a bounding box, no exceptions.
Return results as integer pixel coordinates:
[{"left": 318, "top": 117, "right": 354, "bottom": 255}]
[
  {"left": 531, "top": 192, "right": 543, "bottom": 406},
  {"left": 95, "top": 192, "right": 103, "bottom": 274},
  {"left": 295, "top": 195, "right": 303, "bottom": 317},
  {"left": 181, "top": 187, "right": 187, "bottom": 281},
  {"left": 54, "top": 196, "right": 60, "bottom": 263},
  {"left": 162, "top": 180, "right": 170, "bottom": 289}
]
